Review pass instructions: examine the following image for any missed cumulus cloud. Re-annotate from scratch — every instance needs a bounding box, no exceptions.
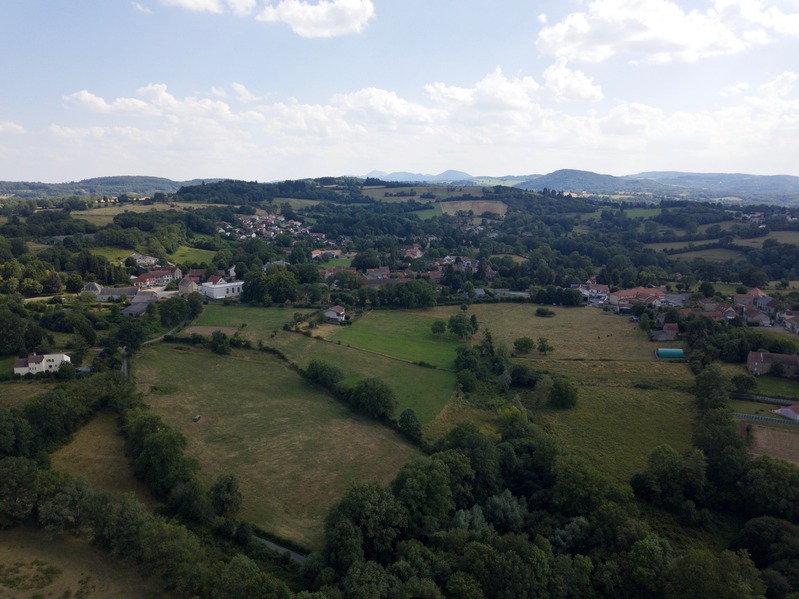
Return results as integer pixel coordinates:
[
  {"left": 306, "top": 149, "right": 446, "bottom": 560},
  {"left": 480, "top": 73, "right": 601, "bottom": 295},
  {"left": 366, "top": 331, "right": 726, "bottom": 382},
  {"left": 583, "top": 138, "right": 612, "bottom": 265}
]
[
  {"left": 63, "top": 90, "right": 160, "bottom": 115},
  {"left": 43, "top": 68, "right": 799, "bottom": 181},
  {"left": 157, "top": 0, "right": 225, "bottom": 13},
  {"left": 721, "top": 81, "right": 751, "bottom": 96},
  {"left": 542, "top": 58, "right": 603, "bottom": 101},
  {"left": 536, "top": 0, "right": 750, "bottom": 64},
  {"left": 232, "top": 82, "right": 259, "bottom": 102},
  {"left": 713, "top": 0, "right": 799, "bottom": 37},
  {"left": 0, "top": 120, "right": 25, "bottom": 134},
  {"left": 257, "top": 0, "right": 374, "bottom": 38},
  {"left": 155, "top": 0, "right": 375, "bottom": 36}
]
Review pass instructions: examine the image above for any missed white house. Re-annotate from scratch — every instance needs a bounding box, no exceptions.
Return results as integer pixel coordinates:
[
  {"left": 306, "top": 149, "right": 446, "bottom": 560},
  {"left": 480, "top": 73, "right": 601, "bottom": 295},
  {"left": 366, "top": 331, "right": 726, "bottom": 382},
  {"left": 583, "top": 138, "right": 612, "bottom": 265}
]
[
  {"left": 324, "top": 305, "right": 346, "bottom": 323},
  {"left": 199, "top": 280, "right": 244, "bottom": 300},
  {"left": 14, "top": 353, "right": 71, "bottom": 376}
]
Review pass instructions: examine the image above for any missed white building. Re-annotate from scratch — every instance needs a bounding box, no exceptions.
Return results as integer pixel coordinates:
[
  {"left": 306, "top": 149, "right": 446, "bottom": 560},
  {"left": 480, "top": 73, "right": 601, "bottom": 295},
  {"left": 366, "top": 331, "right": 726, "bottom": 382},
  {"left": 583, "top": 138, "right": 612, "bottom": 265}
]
[
  {"left": 199, "top": 280, "right": 244, "bottom": 300},
  {"left": 14, "top": 353, "right": 71, "bottom": 376}
]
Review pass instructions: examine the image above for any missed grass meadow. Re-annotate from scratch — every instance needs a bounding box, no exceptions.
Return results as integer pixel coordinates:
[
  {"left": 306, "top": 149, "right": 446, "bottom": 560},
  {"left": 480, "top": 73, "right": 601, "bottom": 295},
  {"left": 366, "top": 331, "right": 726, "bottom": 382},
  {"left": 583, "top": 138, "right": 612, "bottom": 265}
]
[
  {"left": 670, "top": 248, "right": 745, "bottom": 262},
  {"left": 89, "top": 246, "right": 132, "bottom": 263},
  {"left": 170, "top": 245, "right": 216, "bottom": 264},
  {"left": 0, "top": 379, "right": 58, "bottom": 409},
  {"left": 135, "top": 344, "right": 419, "bottom": 549},
  {"left": 0, "top": 527, "right": 162, "bottom": 599},
  {"left": 193, "top": 304, "right": 316, "bottom": 338},
  {"left": 328, "top": 309, "right": 463, "bottom": 369},
  {"left": 72, "top": 202, "right": 205, "bottom": 227},
  {"left": 440, "top": 200, "right": 508, "bottom": 217},
  {"left": 430, "top": 303, "right": 697, "bottom": 479},
  {"left": 51, "top": 412, "right": 158, "bottom": 509}
]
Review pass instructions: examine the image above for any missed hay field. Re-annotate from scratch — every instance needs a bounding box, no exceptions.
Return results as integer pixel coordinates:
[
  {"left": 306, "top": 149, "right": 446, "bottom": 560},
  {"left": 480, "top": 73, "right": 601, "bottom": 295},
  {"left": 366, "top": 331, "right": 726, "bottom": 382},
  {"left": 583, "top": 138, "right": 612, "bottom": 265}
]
[
  {"left": 0, "top": 527, "right": 161, "bottom": 598},
  {"left": 73, "top": 202, "right": 203, "bottom": 227},
  {"left": 734, "top": 230, "right": 799, "bottom": 249},
  {"left": 426, "top": 304, "right": 696, "bottom": 479},
  {"left": 0, "top": 381, "right": 56, "bottom": 409},
  {"left": 135, "top": 344, "right": 418, "bottom": 549},
  {"left": 51, "top": 412, "right": 158, "bottom": 509},
  {"left": 746, "top": 424, "right": 799, "bottom": 466},
  {"left": 361, "top": 186, "right": 472, "bottom": 202},
  {"left": 440, "top": 200, "right": 508, "bottom": 217}
]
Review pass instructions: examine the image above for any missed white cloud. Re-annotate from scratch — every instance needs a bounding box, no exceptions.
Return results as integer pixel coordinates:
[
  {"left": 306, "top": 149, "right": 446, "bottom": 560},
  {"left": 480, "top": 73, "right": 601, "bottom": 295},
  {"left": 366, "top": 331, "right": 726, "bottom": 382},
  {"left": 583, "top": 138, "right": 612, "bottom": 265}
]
[
  {"left": 42, "top": 67, "right": 799, "bottom": 181},
  {"left": 257, "top": 0, "right": 374, "bottom": 38},
  {"left": 133, "top": 2, "right": 153, "bottom": 14},
  {"left": 0, "top": 120, "right": 25, "bottom": 134},
  {"left": 758, "top": 70, "right": 798, "bottom": 97},
  {"left": 157, "top": 0, "right": 225, "bottom": 13},
  {"left": 232, "top": 82, "right": 259, "bottom": 102},
  {"left": 542, "top": 58, "right": 603, "bottom": 101},
  {"left": 713, "top": 0, "right": 799, "bottom": 37},
  {"left": 63, "top": 90, "right": 160, "bottom": 115},
  {"left": 537, "top": 0, "right": 750, "bottom": 64},
  {"left": 721, "top": 81, "right": 751, "bottom": 96}
]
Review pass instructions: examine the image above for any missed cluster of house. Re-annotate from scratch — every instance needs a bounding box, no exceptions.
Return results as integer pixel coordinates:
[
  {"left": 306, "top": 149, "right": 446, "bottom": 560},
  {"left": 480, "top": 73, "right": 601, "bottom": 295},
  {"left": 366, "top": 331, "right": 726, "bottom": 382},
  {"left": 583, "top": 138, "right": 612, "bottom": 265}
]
[
  {"left": 227, "top": 213, "right": 325, "bottom": 243},
  {"left": 13, "top": 353, "right": 71, "bottom": 376}
]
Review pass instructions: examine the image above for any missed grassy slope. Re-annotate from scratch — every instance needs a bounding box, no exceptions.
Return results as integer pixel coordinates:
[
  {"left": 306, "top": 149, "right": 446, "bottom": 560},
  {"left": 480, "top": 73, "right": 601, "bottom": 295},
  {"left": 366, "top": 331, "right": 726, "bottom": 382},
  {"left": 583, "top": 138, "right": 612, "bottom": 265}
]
[
  {"left": 440, "top": 304, "right": 697, "bottom": 480},
  {"left": 329, "top": 309, "right": 462, "bottom": 369},
  {"left": 135, "top": 344, "right": 418, "bottom": 549},
  {"left": 0, "top": 527, "right": 162, "bottom": 599}
]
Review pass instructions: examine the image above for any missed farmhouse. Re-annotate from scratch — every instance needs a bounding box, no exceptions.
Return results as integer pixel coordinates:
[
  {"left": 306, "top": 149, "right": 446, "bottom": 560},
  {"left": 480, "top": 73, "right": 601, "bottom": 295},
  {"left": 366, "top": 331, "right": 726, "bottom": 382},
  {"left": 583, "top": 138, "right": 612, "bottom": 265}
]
[
  {"left": 81, "top": 282, "right": 138, "bottom": 301},
  {"left": 14, "top": 353, "right": 71, "bottom": 376},
  {"left": 178, "top": 276, "right": 199, "bottom": 296},
  {"left": 325, "top": 305, "right": 346, "bottom": 323},
  {"left": 132, "top": 265, "right": 182, "bottom": 288},
  {"left": 199, "top": 279, "right": 244, "bottom": 300},
  {"left": 747, "top": 351, "right": 799, "bottom": 377}
]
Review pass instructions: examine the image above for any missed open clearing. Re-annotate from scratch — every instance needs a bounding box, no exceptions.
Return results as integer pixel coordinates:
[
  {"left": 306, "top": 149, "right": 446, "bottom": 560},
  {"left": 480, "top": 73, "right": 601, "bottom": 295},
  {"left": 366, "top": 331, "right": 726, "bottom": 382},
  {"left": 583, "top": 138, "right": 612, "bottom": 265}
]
[
  {"left": 743, "top": 423, "right": 799, "bottom": 466},
  {"left": 440, "top": 200, "right": 508, "bottom": 217},
  {"left": 328, "top": 309, "right": 462, "bottom": 369},
  {"left": 51, "top": 412, "right": 158, "bottom": 509},
  {"left": 169, "top": 245, "right": 216, "bottom": 264},
  {"left": 0, "top": 381, "right": 57, "bottom": 409},
  {"left": 135, "top": 344, "right": 418, "bottom": 549},
  {"left": 0, "top": 527, "right": 161, "bottom": 599},
  {"left": 193, "top": 304, "right": 315, "bottom": 341},
  {"left": 269, "top": 332, "right": 456, "bottom": 424},
  {"left": 429, "top": 303, "right": 696, "bottom": 479}
]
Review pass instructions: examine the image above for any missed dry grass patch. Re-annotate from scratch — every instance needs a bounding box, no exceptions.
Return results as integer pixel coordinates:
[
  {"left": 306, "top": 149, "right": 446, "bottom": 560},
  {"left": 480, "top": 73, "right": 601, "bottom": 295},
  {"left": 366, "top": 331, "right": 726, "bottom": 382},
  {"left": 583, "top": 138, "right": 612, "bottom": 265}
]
[
  {"left": 0, "top": 527, "right": 162, "bottom": 598},
  {"left": 135, "top": 345, "right": 418, "bottom": 549},
  {"left": 0, "top": 381, "right": 57, "bottom": 409},
  {"left": 51, "top": 412, "right": 158, "bottom": 509},
  {"left": 743, "top": 423, "right": 799, "bottom": 466}
]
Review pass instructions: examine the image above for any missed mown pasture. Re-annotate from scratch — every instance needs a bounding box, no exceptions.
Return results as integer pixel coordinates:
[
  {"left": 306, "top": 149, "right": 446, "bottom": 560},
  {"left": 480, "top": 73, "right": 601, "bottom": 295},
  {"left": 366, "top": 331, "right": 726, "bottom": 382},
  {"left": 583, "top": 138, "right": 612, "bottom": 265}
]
[
  {"left": 268, "top": 332, "right": 456, "bottom": 424},
  {"left": 193, "top": 304, "right": 315, "bottom": 339},
  {"left": 170, "top": 245, "right": 216, "bottom": 264},
  {"left": 670, "top": 248, "right": 745, "bottom": 262},
  {"left": 72, "top": 202, "right": 205, "bottom": 227},
  {"left": 733, "top": 230, "right": 799, "bottom": 248},
  {"left": 135, "top": 344, "right": 419, "bottom": 549},
  {"left": 0, "top": 527, "right": 162, "bottom": 599},
  {"left": 327, "top": 309, "right": 462, "bottom": 369},
  {"left": 51, "top": 412, "right": 158, "bottom": 509},
  {"left": 361, "top": 186, "right": 473, "bottom": 202},
  {"left": 425, "top": 304, "right": 696, "bottom": 479}
]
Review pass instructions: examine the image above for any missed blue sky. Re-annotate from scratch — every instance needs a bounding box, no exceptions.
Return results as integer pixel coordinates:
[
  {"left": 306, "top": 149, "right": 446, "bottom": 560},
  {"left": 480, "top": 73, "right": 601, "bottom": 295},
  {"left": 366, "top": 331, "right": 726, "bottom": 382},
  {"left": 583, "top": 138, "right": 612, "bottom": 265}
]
[{"left": 1, "top": 0, "right": 798, "bottom": 182}]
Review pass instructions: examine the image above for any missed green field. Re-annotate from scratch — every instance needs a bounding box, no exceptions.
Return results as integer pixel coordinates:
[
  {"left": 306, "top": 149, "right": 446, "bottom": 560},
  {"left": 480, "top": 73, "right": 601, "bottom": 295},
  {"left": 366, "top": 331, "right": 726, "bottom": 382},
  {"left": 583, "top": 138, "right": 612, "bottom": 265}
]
[
  {"left": 625, "top": 207, "right": 662, "bottom": 218},
  {"left": 432, "top": 304, "right": 697, "bottom": 479},
  {"left": 193, "top": 304, "right": 316, "bottom": 338},
  {"left": 361, "top": 186, "right": 474, "bottom": 202},
  {"left": 671, "top": 248, "right": 745, "bottom": 262},
  {"left": 73, "top": 202, "right": 205, "bottom": 227},
  {"left": 0, "top": 380, "right": 57, "bottom": 409},
  {"left": 269, "top": 332, "right": 456, "bottom": 424},
  {"left": 136, "top": 344, "right": 418, "bottom": 549},
  {"left": 320, "top": 257, "right": 352, "bottom": 268},
  {"left": 329, "top": 310, "right": 462, "bottom": 369},
  {"left": 412, "top": 204, "right": 442, "bottom": 220},
  {"left": 170, "top": 245, "right": 216, "bottom": 264},
  {"left": 734, "top": 230, "right": 799, "bottom": 249},
  {"left": 89, "top": 245, "right": 132, "bottom": 263}
]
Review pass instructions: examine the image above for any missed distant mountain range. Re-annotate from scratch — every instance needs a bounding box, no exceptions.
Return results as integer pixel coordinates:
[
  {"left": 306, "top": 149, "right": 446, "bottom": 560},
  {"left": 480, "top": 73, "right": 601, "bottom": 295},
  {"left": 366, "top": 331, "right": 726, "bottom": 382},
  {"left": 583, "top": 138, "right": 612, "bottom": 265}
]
[{"left": 3, "top": 170, "right": 799, "bottom": 204}]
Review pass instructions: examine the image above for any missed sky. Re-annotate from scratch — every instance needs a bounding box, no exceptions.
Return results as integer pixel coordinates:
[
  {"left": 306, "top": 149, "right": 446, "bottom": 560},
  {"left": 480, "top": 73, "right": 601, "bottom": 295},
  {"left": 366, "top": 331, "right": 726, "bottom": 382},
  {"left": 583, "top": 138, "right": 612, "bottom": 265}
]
[{"left": 1, "top": 0, "right": 799, "bottom": 182}]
